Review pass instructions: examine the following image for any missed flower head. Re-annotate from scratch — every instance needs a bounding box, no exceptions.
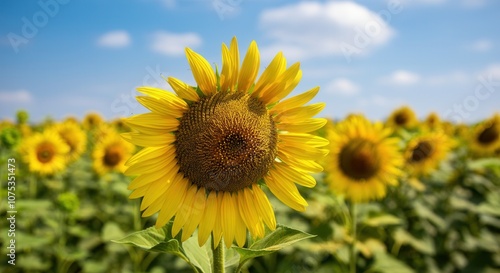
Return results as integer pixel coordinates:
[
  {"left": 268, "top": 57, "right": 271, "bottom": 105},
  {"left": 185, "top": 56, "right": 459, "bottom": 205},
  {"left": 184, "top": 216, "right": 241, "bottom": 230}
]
[
  {"left": 123, "top": 37, "right": 328, "bottom": 248},
  {"left": 325, "top": 116, "right": 403, "bottom": 203}
]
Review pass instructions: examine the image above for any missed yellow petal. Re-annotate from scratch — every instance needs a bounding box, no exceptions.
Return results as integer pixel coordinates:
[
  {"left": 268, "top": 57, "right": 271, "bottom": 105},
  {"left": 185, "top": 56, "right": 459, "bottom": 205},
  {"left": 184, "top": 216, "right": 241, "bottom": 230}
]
[
  {"left": 265, "top": 172, "right": 308, "bottom": 212},
  {"left": 154, "top": 177, "right": 189, "bottom": 228},
  {"left": 221, "top": 192, "right": 236, "bottom": 248},
  {"left": 212, "top": 193, "right": 224, "bottom": 247},
  {"left": 126, "top": 146, "right": 170, "bottom": 167},
  {"left": 185, "top": 48, "right": 216, "bottom": 96},
  {"left": 238, "top": 41, "right": 260, "bottom": 92},
  {"left": 172, "top": 185, "right": 198, "bottom": 237},
  {"left": 136, "top": 96, "right": 185, "bottom": 118},
  {"left": 124, "top": 113, "right": 179, "bottom": 135},
  {"left": 140, "top": 177, "right": 173, "bottom": 211},
  {"left": 253, "top": 52, "right": 286, "bottom": 97},
  {"left": 182, "top": 188, "right": 206, "bottom": 242},
  {"left": 136, "top": 86, "right": 187, "bottom": 109},
  {"left": 220, "top": 44, "right": 233, "bottom": 92},
  {"left": 260, "top": 63, "right": 301, "bottom": 105},
  {"left": 198, "top": 191, "right": 218, "bottom": 246},
  {"left": 275, "top": 103, "right": 325, "bottom": 123},
  {"left": 277, "top": 150, "right": 324, "bottom": 173},
  {"left": 273, "top": 162, "right": 316, "bottom": 188},
  {"left": 277, "top": 118, "right": 327, "bottom": 133},
  {"left": 238, "top": 188, "right": 264, "bottom": 238},
  {"left": 271, "top": 87, "right": 320, "bottom": 114},
  {"left": 251, "top": 185, "right": 276, "bottom": 230},
  {"left": 278, "top": 133, "right": 329, "bottom": 148},
  {"left": 121, "top": 132, "right": 175, "bottom": 147},
  {"left": 167, "top": 77, "right": 200, "bottom": 102}
]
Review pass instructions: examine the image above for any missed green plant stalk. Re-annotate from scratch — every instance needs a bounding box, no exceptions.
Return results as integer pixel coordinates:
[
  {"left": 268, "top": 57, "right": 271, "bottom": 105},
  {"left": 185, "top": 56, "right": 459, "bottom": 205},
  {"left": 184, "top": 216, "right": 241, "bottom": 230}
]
[
  {"left": 350, "top": 202, "right": 357, "bottom": 273},
  {"left": 212, "top": 235, "right": 225, "bottom": 273}
]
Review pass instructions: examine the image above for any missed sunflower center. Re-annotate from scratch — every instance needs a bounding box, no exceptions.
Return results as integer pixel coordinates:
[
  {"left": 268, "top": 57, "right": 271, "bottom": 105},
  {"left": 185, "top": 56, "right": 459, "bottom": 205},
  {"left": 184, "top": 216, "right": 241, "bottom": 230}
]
[
  {"left": 339, "top": 139, "right": 381, "bottom": 181},
  {"left": 175, "top": 91, "right": 278, "bottom": 192},
  {"left": 477, "top": 125, "right": 499, "bottom": 145},
  {"left": 395, "top": 113, "right": 408, "bottom": 126},
  {"left": 37, "top": 142, "right": 55, "bottom": 163},
  {"left": 410, "top": 140, "right": 434, "bottom": 163},
  {"left": 104, "top": 146, "right": 122, "bottom": 167}
]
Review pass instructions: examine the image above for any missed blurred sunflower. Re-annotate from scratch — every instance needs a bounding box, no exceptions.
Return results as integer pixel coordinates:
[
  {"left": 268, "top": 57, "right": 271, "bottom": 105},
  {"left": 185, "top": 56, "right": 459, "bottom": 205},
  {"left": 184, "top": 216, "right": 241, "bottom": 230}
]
[
  {"left": 422, "top": 112, "right": 441, "bottom": 131},
  {"left": 92, "top": 133, "right": 135, "bottom": 175},
  {"left": 19, "top": 130, "right": 69, "bottom": 175},
  {"left": 122, "top": 37, "right": 328, "bottom": 248},
  {"left": 404, "top": 131, "right": 455, "bottom": 176},
  {"left": 325, "top": 116, "right": 403, "bottom": 203},
  {"left": 468, "top": 114, "right": 500, "bottom": 157},
  {"left": 83, "top": 112, "right": 103, "bottom": 130},
  {"left": 52, "top": 122, "right": 87, "bottom": 161},
  {"left": 112, "top": 118, "right": 130, "bottom": 132},
  {"left": 386, "top": 106, "right": 417, "bottom": 130}
]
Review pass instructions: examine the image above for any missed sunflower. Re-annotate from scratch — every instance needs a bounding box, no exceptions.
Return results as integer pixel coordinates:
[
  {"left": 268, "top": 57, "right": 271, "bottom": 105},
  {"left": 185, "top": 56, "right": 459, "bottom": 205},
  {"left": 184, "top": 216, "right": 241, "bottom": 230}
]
[
  {"left": 325, "top": 116, "right": 403, "bottom": 203},
  {"left": 404, "top": 131, "right": 455, "bottom": 177},
  {"left": 386, "top": 106, "right": 417, "bottom": 130},
  {"left": 83, "top": 112, "right": 104, "bottom": 130},
  {"left": 19, "top": 130, "right": 69, "bottom": 175},
  {"left": 122, "top": 37, "right": 328, "bottom": 248},
  {"left": 468, "top": 114, "right": 500, "bottom": 157},
  {"left": 422, "top": 112, "right": 441, "bottom": 131},
  {"left": 92, "top": 133, "right": 135, "bottom": 175},
  {"left": 52, "top": 122, "right": 87, "bottom": 161}
]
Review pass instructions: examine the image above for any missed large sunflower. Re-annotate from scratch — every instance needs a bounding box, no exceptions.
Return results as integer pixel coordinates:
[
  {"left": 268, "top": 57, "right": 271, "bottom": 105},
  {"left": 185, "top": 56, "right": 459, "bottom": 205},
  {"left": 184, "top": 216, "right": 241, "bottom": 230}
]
[
  {"left": 122, "top": 37, "right": 328, "bottom": 248},
  {"left": 386, "top": 106, "right": 417, "bottom": 130},
  {"left": 468, "top": 114, "right": 500, "bottom": 157},
  {"left": 93, "top": 133, "right": 135, "bottom": 175},
  {"left": 19, "top": 130, "right": 70, "bottom": 175},
  {"left": 325, "top": 116, "right": 403, "bottom": 203},
  {"left": 404, "top": 131, "right": 455, "bottom": 176},
  {"left": 52, "top": 122, "right": 87, "bottom": 162}
]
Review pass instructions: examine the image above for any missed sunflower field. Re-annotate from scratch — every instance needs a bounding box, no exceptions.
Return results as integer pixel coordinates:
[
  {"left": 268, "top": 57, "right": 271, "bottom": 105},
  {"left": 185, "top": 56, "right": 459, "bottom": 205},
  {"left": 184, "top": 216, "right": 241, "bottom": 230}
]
[
  {"left": 1, "top": 39, "right": 500, "bottom": 273},
  {"left": 1, "top": 106, "right": 499, "bottom": 273}
]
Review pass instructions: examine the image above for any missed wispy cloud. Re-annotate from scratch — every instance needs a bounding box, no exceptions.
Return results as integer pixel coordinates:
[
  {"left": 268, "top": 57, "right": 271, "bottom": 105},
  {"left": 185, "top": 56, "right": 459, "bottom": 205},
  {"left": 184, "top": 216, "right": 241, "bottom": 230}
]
[
  {"left": 326, "top": 78, "right": 360, "bottom": 96},
  {"left": 468, "top": 39, "right": 493, "bottom": 52},
  {"left": 97, "top": 30, "right": 131, "bottom": 48},
  {"left": 0, "top": 89, "right": 33, "bottom": 103},
  {"left": 381, "top": 70, "right": 421, "bottom": 86},
  {"left": 358, "top": 95, "right": 404, "bottom": 107},
  {"left": 259, "top": 1, "right": 395, "bottom": 60},
  {"left": 461, "top": 0, "right": 488, "bottom": 8},
  {"left": 151, "top": 31, "right": 202, "bottom": 56}
]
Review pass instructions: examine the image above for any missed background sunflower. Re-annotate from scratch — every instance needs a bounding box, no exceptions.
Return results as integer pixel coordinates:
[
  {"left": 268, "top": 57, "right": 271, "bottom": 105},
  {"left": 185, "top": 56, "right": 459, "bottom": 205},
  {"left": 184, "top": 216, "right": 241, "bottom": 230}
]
[{"left": 325, "top": 116, "right": 403, "bottom": 203}]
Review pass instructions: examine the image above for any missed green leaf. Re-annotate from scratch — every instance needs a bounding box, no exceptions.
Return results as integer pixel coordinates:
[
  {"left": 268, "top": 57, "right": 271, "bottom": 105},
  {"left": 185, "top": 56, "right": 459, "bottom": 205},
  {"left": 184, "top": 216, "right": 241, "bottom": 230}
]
[
  {"left": 393, "top": 228, "right": 435, "bottom": 255},
  {"left": 234, "top": 225, "right": 315, "bottom": 266},
  {"left": 183, "top": 235, "right": 212, "bottom": 273},
  {"left": 468, "top": 158, "right": 500, "bottom": 171},
  {"left": 112, "top": 225, "right": 168, "bottom": 249},
  {"left": 370, "top": 252, "right": 416, "bottom": 273},
  {"left": 363, "top": 214, "right": 402, "bottom": 227}
]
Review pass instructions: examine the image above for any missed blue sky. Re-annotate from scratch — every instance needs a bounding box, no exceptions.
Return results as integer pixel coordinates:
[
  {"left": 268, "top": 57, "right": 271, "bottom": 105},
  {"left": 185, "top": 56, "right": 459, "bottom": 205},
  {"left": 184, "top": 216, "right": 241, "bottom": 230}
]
[{"left": 1, "top": 0, "right": 499, "bottom": 123}]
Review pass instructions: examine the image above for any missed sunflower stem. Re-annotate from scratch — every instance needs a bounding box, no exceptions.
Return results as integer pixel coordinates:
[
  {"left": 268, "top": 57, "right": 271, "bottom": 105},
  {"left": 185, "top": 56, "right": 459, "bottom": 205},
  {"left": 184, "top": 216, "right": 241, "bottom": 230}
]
[
  {"left": 212, "top": 235, "right": 225, "bottom": 273},
  {"left": 350, "top": 202, "right": 357, "bottom": 273}
]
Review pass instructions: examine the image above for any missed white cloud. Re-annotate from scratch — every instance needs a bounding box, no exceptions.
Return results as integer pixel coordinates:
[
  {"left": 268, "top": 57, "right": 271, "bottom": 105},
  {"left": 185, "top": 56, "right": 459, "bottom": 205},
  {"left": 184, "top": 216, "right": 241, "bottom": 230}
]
[
  {"left": 159, "top": 0, "right": 175, "bottom": 8},
  {"left": 0, "top": 90, "right": 33, "bottom": 103},
  {"left": 425, "top": 71, "right": 470, "bottom": 86},
  {"left": 382, "top": 70, "right": 421, "bottom": 85},
  {"left": 258, "top": 1, "right": 396, "bottom": 60},
  {"left": 399, "top": 0, "right": 447, "bottom": 6},
  {"left": 326, "top": 78, "right": 360, "bottom": 96},
  {"left": 469, "top": 39, "right": 493, "bottom": 52},
  {"left": 97, "top": 30, "right": 131, "bottom": 48},
  {"left": 358, "top": 95, "right": 404, "bottom": 107},
  {"left": 151, "top": 31, "right": 202, "bottom": 56},
  {"left": 461, "top": 0, "right": 488, "bottom": 8},
  {"left": 478, "top": 63, "right": 500, "bottom": 81}
]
